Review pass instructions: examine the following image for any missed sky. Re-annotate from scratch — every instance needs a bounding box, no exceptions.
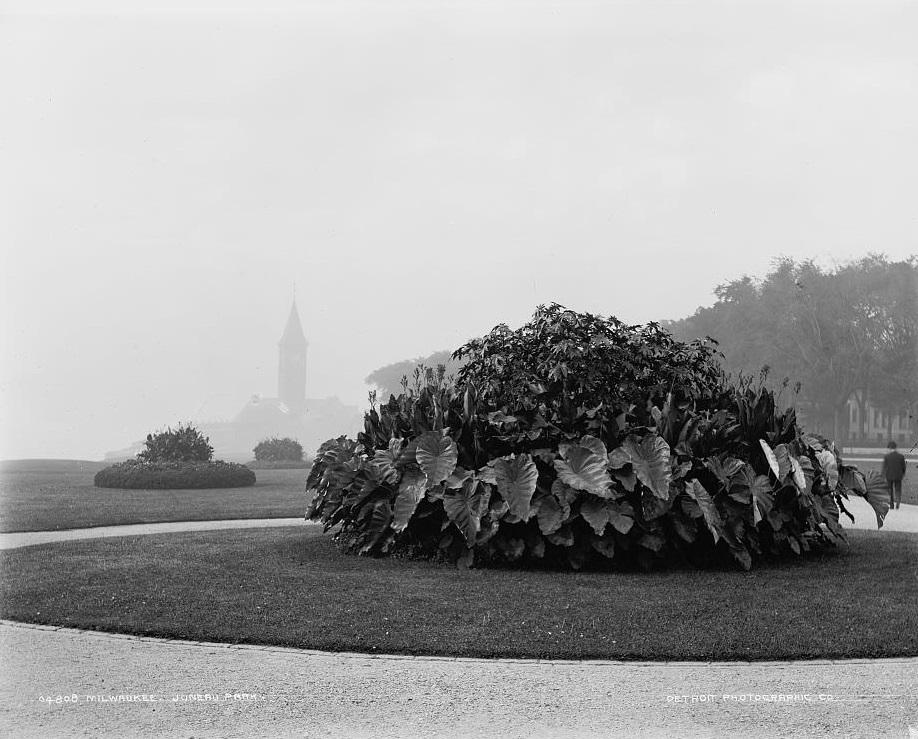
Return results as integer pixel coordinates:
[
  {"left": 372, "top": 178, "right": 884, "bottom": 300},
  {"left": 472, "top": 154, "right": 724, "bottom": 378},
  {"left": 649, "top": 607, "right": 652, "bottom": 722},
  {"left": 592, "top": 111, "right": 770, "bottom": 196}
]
[{"left": 1, "top": 0, "right": 916, "bottom": 460}]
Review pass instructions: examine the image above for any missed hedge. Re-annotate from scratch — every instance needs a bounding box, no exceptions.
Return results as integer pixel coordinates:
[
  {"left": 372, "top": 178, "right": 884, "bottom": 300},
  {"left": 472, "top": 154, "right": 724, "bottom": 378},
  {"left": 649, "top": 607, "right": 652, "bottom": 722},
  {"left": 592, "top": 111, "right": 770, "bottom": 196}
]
[{"left": 94, "top": 460, "right": 256, "bottom": 490}]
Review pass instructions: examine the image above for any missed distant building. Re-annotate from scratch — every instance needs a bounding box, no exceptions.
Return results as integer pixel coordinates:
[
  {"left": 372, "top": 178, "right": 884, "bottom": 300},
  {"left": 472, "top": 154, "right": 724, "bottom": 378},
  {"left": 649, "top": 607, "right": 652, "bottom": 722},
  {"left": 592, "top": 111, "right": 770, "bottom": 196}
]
[
  {"left": 846, "top": 398, "right": 914, "bottom": 446},
  {"left": 105, "top": 300, "right": 361, "bottom": 462}
]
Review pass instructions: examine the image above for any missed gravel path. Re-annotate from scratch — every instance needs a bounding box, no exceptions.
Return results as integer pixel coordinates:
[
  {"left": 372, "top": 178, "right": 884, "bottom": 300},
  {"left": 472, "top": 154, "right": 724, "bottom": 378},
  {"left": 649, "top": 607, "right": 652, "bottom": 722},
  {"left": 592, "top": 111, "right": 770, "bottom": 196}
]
[
  {"left": 0, "top": 518, "right": 312, "bottom": 550},
  {"left": 1, "top": 506, "right": 916, "bottom": 737},
  {"left": 2, "top": 621, "right": 916, "bottom": 739}
]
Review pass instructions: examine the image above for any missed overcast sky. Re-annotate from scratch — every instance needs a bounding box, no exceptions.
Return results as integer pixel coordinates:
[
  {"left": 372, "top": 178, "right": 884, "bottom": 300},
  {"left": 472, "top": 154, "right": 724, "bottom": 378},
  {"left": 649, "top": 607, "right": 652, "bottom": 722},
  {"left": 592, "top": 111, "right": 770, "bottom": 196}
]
[{"left": 1, "top": 0, "right": 916, "bottom": 460}]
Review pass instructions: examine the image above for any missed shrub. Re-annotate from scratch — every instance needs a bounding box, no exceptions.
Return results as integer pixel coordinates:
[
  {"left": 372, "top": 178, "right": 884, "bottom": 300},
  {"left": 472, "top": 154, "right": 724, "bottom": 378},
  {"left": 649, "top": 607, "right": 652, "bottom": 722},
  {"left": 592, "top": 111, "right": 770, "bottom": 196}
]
[
  {"left": 253, "top": 437, "right": 304, "bottom": 463},
  {"left": 306, "top": 304, "right": 890, "bottom": 571},
  {"left": 139, "top": 424, "right": 213, "bottom": 463},
  {"left": 94, "top": 460, "right": 256, "bottom": 489}
]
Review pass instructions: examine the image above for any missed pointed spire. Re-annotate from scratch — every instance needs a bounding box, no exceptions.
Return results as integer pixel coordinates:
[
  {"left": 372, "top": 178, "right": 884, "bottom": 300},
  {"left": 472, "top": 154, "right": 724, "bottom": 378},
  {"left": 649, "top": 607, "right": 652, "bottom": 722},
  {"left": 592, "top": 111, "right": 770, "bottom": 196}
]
[{"left": 279, "top": 298, "right": 308, "bottom": 347}]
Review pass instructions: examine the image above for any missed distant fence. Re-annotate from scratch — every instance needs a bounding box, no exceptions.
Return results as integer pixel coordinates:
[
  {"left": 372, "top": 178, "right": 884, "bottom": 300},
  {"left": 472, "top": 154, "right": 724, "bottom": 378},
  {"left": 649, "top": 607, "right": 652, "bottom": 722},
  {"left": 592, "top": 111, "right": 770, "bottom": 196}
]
[{"left": 842, "top": 446, "right": 918, "bottom": 461}]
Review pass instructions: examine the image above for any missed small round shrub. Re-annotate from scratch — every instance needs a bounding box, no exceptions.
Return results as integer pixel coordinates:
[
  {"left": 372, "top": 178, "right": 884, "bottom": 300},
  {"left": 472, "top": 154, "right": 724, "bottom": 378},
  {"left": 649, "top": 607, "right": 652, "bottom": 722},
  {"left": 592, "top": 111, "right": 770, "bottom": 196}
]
[
  {"left": 94, "top": 460, "right": 256, "bottom": 489},
  {"left": 253, "top": 437, "right": 304, "bottom": 463},
  {"left": 139, "top": 424, "right": 214, "bottom": 463}
]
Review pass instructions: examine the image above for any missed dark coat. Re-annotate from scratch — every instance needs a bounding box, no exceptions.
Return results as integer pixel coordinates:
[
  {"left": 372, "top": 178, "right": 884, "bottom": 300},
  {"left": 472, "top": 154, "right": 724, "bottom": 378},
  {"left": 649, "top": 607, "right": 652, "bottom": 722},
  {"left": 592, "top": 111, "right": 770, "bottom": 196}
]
[{"left": 882, "top": 451, "right": 906, "bottom": 481}]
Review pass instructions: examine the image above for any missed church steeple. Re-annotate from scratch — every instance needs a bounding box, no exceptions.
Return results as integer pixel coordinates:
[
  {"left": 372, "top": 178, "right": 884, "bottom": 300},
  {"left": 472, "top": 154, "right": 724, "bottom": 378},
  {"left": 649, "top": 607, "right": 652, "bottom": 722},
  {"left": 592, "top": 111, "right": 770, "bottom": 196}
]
[{"left": 278, "top": 299, "right": 308, "bottom": 414}]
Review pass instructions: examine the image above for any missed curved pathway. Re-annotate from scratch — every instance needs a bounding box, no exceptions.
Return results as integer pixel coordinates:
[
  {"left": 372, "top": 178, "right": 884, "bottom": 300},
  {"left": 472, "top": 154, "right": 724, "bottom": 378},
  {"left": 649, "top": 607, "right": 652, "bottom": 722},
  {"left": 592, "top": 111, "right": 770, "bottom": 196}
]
[
  {"left": 1, "top": 505, "right": 916, "bottom": 737},
  {"left": 0, "top": 517, "right": 311, "bottom": 550}
]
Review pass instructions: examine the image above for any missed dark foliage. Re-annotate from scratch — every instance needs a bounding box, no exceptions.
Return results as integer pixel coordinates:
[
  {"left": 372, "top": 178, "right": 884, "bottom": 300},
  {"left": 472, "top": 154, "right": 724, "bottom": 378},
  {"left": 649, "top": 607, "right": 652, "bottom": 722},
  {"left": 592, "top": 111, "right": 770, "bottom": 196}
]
[
  {"left": 138, "top": 424, "right": 214, "bottom": 463},
  {"left": 253, "top": 437, "right": 305, "bottom": 463},
  {"left": 307, "top": 304, "right": 889, "bottom": 570},
  {"left": 94, "top": 459, "right": 256, "bottom": 489}
]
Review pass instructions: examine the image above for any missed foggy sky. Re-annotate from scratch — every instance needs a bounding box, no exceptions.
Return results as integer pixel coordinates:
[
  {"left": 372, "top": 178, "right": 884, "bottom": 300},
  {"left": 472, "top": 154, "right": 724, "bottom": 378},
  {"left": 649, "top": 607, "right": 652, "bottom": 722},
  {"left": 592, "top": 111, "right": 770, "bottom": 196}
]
[{"left": 2, "top": 0, "right": 917, "bottom": 460}]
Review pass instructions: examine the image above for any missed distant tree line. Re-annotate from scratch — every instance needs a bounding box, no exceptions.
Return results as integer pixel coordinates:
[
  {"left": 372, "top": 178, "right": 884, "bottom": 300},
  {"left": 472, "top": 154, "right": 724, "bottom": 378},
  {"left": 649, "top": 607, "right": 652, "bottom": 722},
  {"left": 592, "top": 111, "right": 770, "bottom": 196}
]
[{"left": 664, "top": 255, "right": 917, "bottom": 441}]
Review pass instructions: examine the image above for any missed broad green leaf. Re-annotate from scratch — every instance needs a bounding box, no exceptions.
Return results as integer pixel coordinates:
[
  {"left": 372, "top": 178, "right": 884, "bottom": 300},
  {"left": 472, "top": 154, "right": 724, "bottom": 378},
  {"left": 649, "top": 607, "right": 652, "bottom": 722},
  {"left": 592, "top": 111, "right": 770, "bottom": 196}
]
[
  {"left": 489, "top": 498, "right": 510, "bottom": 520},
  {"left": 819, "top": 494, "right": 845, "bottom": 538},
  {"left": 415, "top": 431, "right": 458, "bottom": 488},
  {"left": 487, "top": 410, "right": 518, "bottom": 426},
  {"left": 578, "top": 435, "right": 608, "bottom": 462},
  {"left": 536, "top": 494, "right": 564, "bottom": 535},
  {"left": 548, "top": 525, "right": 575, "bottom": 547},
  {"left": 607, "top": 500, "right": 635, "bottom": 534},
  {"left": 476, "top": 518, "right": 501, "bottom": 545},
  {"left": 579, "top": 497, "right": 609, "bottom": 536},
  {"left": 638, "top": 532, "right": 665, "bottom": 552},
  {"left": 729, "top": 465, "right": 773, "bottom": 525},
  {"left": 642, "top": 491, "right": 671, "bottom": 521},
  {"left": 760, "top": 439, "right": 792, "bottom": 482},
  {"left": 530, "top": 448, "right": 555, "bottom": 464},
  {"left": 622, "top": 434, "right": 671, "bottom": 499},
  {"left": 493, "top": 453, "right": 539, "bottom": 520},
  {"left": 445, "top": 466, "right": 472, "bottom": 489},
  {"left": 608, "top": 447, "right": 630, "bottom": 469},
  {"left": 671, "top": 461, "right": 692, "bottom": 482},
  {"left": 443, "top": 478, "right": 492, "bottom": 546},
  {"left": 704, "top": 456, "right": 744, "bottom": 488},
  {"left": 861, "top": 470, "right": 891, "bottom": 529},
  {"left": 392, "top": 468, "right": 428, "bottom": 532},
  {"left": 555, "top": 444, "right": 613, "bottom": 497},
  {"left": 817, "top": 450, "right": 838, "bottom": 490},
  {"left": 759, "top": 439, "right": 780, "bottom": 479},
  {"left": 371, "top": 438, "right": 404, "bottom": 484},
  {"left": 774, "top": 444, "right": 793, "bottom": 481},
  {"left": 790, "top": 457, "right": 806, "bottom": 493},
  {"left": 685, "top": 479, "right": 722, "bottom": 543},
  {"left": 590, "top": 531, "right": 616, "bottom": 559},
  {"left": 612, "top": 468, "right": 637, "bottom": 492},
  {"left": 838, "top": 465, "right": 867, "bottom": 495},
  {"left": 359, "top": 499, "right": 393, "bottom": 553},
  {"left": 551, "top": 479, "right": 580, "bottom": 507},
  {"left": 477, "top": 464, "right": 497, "bottom": 485}
]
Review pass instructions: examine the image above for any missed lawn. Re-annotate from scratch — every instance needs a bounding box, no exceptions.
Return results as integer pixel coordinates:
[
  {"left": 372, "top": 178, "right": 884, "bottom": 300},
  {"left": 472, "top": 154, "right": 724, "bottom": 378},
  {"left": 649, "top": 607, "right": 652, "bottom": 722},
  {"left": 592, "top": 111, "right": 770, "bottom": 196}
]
[
  {"left": 1, "top": 525, "right": 915, "bottom": 661},
  {"left": 0, "top": 467, "right": 310, "bottom": 533}
]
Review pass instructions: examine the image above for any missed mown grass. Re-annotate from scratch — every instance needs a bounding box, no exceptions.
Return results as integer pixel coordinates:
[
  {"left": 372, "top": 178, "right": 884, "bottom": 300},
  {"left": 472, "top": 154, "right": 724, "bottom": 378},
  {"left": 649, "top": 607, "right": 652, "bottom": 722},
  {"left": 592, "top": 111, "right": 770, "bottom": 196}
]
[
  {"left": 1, "top": 526, "right": 915, "bottom": 661},
  {"left": 0, "top": 468, "right": 310, "bottom": 533}
]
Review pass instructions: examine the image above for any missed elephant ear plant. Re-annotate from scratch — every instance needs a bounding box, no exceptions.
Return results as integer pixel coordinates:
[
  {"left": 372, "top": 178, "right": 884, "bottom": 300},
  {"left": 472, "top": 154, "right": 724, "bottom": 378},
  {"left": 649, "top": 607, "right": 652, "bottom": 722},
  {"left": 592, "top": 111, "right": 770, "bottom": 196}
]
[{"left": 306, "top": 304, "right": 887, "bottom": 571}]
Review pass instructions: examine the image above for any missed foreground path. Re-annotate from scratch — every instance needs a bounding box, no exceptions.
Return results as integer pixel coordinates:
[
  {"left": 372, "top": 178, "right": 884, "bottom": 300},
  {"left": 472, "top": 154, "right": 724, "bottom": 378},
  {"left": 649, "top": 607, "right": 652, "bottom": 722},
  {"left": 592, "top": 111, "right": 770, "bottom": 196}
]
[
  {"left": 1, "top": 621, "right": 916, "bottom": 739},
  {"left": 0, "top": 518, "right": 310, "bottom": 550}
]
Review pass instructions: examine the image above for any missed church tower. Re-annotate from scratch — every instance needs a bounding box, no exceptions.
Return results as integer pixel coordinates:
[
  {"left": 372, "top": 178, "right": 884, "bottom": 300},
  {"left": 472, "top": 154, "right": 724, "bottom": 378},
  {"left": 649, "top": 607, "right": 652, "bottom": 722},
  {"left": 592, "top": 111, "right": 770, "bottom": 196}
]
[{"left": 278, "top": 299, "right": 308, "bottom": 415}]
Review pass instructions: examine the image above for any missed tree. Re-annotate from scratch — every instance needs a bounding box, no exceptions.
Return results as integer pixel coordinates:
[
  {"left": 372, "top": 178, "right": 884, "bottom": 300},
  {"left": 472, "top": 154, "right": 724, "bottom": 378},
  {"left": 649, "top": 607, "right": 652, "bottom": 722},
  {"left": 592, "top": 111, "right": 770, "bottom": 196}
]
[{"left": 666, "top": 255, "right": 918, "bottom": 441}]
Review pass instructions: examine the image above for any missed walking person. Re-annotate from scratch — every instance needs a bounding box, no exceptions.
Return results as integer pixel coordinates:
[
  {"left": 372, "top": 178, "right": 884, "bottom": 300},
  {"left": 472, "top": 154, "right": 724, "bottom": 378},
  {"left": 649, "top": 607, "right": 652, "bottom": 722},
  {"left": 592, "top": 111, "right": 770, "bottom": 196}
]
[{"left": 881, "top": 440, "right": 907, "bottom": 510}]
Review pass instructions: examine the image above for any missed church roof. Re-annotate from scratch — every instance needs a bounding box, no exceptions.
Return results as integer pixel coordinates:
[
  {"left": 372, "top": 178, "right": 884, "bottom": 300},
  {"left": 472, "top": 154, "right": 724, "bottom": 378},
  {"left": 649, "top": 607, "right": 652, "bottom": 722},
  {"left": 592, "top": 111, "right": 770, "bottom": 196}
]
[
  {"left": 233, "top": 396, "right": 300, "bottom": 425},
  {"left": 279, "top": 300, "right": 308, "bottom": 347}
]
